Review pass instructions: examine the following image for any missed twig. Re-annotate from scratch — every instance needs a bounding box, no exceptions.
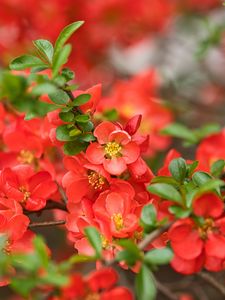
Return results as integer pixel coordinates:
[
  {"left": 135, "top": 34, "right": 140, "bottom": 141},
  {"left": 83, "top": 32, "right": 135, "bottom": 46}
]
[
  {"left": 138, "top": 222, "right": 173, "bottom": 250},
  {"left": 155, "top": 280, "right": 179, "bottom": 300},
  {"left": 29, "top": 220, "right": 66, "bottom": 228},
  {"left": 24, "top": 200, "right": 68, "bottom": 215},
  {"left": 198, "top": 271, "right": 225, "bottom": 297}
]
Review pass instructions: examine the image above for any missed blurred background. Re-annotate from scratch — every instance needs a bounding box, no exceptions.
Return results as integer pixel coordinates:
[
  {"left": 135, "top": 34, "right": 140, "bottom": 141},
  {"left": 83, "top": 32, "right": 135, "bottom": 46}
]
[{"left": 0, "top": 0, "right": 225, "bottom": 299}]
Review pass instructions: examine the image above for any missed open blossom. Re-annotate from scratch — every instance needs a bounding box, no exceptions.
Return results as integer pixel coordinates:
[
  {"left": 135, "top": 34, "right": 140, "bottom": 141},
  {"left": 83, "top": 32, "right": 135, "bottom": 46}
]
[
  {"left": 0, "top": 165, "right": 57, "bottom": 211},
  {"left": 168, "top": 193, "right": 225, "bottom": 274},
  {"left": 86, "top": 121, "right": 140, "bottom": 175},
  {"left": 93, "top": 190, "right": 138, "bottom": 238},
  {"left": 62, "top": 154, "right": 110, "bottom": 203}
]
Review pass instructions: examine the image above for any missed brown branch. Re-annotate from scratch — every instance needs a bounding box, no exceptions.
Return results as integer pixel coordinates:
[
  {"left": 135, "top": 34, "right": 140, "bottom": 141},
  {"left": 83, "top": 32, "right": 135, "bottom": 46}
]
[
  {"left": 155, "top": 280, "right": 179, "bottom": 300},
  {"left": 138, "top": 222, "right": 173, "bottom": 250},
  {"left": 198, "top": 271, "right": 225, "bottom": 297},
  {"left": 29, "top": 220, "right": 66, "bottom": 228},
  {"left": 24, "top": 200, "right": 68, "bottom": 215}
]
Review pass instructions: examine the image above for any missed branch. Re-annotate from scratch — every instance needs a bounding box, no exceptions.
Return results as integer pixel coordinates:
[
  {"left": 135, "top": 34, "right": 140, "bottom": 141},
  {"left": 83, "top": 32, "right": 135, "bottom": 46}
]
[
  {"left": 155, "top": 280, "right": 179, "bottom": 300},
  {"left": 29, "top": 220, "right": 66, "bottom": 228},
  {"left": 24, "top": 200, "right": 68, "bottom": 215},
  {"left": 198, "top": 271, "right": 225, "bottom": 297},
  {"left": 138, "top": 222, "right": 173, "bottom": 251}
]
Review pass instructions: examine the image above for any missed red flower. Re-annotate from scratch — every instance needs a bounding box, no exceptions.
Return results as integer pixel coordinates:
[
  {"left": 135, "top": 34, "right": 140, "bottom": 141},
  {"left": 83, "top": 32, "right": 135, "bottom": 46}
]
[
  {"left": 93, "top": 190, "right": 138, "bottom": 238},
  {"left": 0, "top": 165, "right": 57, "bottom": 211},
  {"left": 62, "top": 154, "right": 110, "bottom": 203},
  {"left": 86, "top": 121, "right": 140, "bottom": 175}
]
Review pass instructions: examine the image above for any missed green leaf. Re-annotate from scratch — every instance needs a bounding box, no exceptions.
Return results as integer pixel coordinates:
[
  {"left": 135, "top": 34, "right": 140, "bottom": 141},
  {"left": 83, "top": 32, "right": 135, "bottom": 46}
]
[
  {"left": 148, "top": 183, "right": 183, "bottom": 204},
  {"left": 151, "top": 176, "right": 178, "bottom": 185},
  {"left": 77, "top": 121, "right": 94, "bottom": 132},
  {"left": 187, "top": 161, "right": 199, "bottom": 177},
  {"left": 116, "top": 239, "right": 141, "bottom": 266},
  {"left": 54, "top": 21, "right": 84, "bottom": 56},
  {"left": 56, "top": 125, "right": 75, "bottom": 141},
  {"left": 61, "top": 68, "right": 75, "bottom": 81},
  {"left": 169, "top": 206, "right": 191, "bottom": 218},
  {"left": 63, "top": 140, "right": 87, "bottom": 155},
  {"left": 161, "top": 123, "right": 197, "bottom": 144},
  {"left": 210, "top": 159, "right": 225, "bottom": 177},
  {"left": 52, "top": 44, "right": 72, "bottom": 77},
  {"left": 49, "top": 89, "right": 69, "bottom": 105},
  {"left": 33, "top": 236, "right": 49, "bottom": 268},
  {"left": 144, "top": 248, "right": 173, "bottom": 266},
  {"left": 11, "top": 277, "right": 37, "bottom": 297},
  {"left": 32, "top": 82, "right": 58, "bottom": 95},
  {"left": 84, "top": 226, "right": 102, "bottom": 258},
  {"left": 73, "top": 94, "right": 91, "bottom": 106},
  {"left": 59, "top": 111, "right": 74, "bottom": 122},
  {"left": 135, "top": 265, "right": 156, "bottom": 300},
  {"left": 140, "top": 204, "right": 157, "bottom": 230},
  {"left": 78, "top": 133, "right": 96, "bottom": 142},
  {"left": 74, "top": 114, "right": 89, "bottom": 123},
  {"left": 9, "top": 55, "right": 47, "bottom": 70},
  {"left": 169, "top": 158, "right": 187, "bottom": 182},
  {"left": 33, "top": 39, "right": 54, "bottom": 63},
  {"left": 194, "top": 123, "right": 221, "bottom": 140},
  {"left": 103, "top": 109, "right": 118, "bottom": 121},
  {"left": 192, "top": 171, "right": 212, "bottom": 186}
]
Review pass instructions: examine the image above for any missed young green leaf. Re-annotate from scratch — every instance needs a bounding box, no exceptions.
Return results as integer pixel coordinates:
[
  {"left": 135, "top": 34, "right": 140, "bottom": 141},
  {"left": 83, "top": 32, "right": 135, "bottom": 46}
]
[
  {"left": 84, "top": 226, "right": 102, "bottom": 258},
  {"left": 73, "top": 94, "right": 91, "bottom": 106},
  {"left": 54, "top": 21, "right": 84, "bottom": 56},
  {"left": 148, "top": 183, "right": 183, "bottom": 204},
  {"left": 169, "top": 158, "right": 187, "bottom": 182},
  {"left": 49, "top": 89, "right": 69, "bottom": 105},
  {"left": 144, "top": 247, "right": 174, "bottom": 266},
  {"left": 140, "top": 204, "right": 157, "bottom": 230},
  {"left": 135, "top": 265, "right": 156, "bottom": 300},
  {"left": 210, "top": 159, "right": 225, "bottom": 178},
  {"left": 33, "top": 39, "right": 54, "bottom": 63},
  {"left": 56, "top": 125, "right": 75, "bottom": 141},
  {"left": 9, "top": 55, "right": 48, "bottom": 71},
  {"left": 52, "top": 44, "right": 72, "bottom": 77},
  {"left": 63, "top": 140, "right": 87, "bottom": 155},
  {"left": 59, "top": 111, "right": 74, "bottom": 122}
]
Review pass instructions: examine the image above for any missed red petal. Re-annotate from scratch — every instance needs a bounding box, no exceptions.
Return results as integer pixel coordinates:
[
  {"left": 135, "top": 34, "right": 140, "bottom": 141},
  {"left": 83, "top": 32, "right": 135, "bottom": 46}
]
[
  {"left": 102, "top": 287, "right": 133, "bottom": 300},
  {"left": 94, "top": 122, "right": 118, "bottom": 144},
  {"left": 125, "top": 115, "right": 142, "bottom": 136},
  {"left": 170, "top": 254, "right": 204, "bottom": 275},
  {"left": 86, "top": 143, "right": 105, "bottom": 164},
  {"left": 193, "top": 193, "right": 223, "bottom": 218},
  {"left": 88, "top": 268, "right": 118, "bottom": 292},
  {"left": 205, "top": 233, "right": 225, "bottom": 259},
  {"left": 109, "top": 130, "right": 131, "bottom": 145},
  {"left": 66, "top": 179, "right": 89, "bottom": 203},
  {"left": 205, "top": 256, "right": 224, "bottom": 272},
  {"left": 121, "top": 142, "right": 140, "bottom": 164},
  {"left": 103, "top": 157, "right": 127, "bottom": 175},
  {"left": 105, "top": 192, "right": 125, "bottom": 215}
]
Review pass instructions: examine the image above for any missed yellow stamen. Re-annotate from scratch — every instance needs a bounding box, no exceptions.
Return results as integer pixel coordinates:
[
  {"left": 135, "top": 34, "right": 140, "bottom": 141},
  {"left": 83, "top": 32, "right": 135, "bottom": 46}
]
[
  {"left": 88, "top": 171, "right": 105, "bottom": 190},
  {"left": 112, "top": 213, "right": 124, "bottom": 231},
  {"left": 17, "top": 150, "right": 34, "bottom": 164},
  {"left": 19, "top": 186, "right": 31, "bottom": 203},
  {"left": 104, "top": 141, "right": 121, "bottom": 158},
  {"left": 85, "top": 293, "right": 100, "bottom": 300},
  {"left": 198, "top": 218, "right": 215, "bottom": 240}
]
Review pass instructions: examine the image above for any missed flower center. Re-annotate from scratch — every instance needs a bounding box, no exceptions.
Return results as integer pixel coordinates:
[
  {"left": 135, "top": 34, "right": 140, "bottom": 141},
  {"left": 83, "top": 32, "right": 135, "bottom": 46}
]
[
  {"left": 17, "top": 150, "right": 34, "bottom": 164},
  {"left": 88, "top": 171, "right": 105, "bottom": 190},
  {"left": 104, "top": 141, "right": 121, "bottom": 158},
  {"left": 101, "top": 235, "right": 109, "bottom": 249},
  {"left": 198, "top": 218, "right": 215, "bottom": 239},
  {"left": 112, "top": 213, "right": 124, "bottom": 231},
  {"left": 85, "top": 293, "right": 100, "bottom": 300},
  {"left": 19, "top": 186, "right": 31, "bottom": 203}
]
